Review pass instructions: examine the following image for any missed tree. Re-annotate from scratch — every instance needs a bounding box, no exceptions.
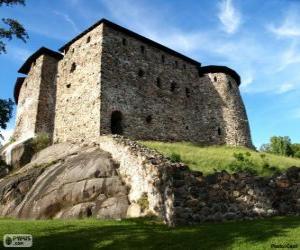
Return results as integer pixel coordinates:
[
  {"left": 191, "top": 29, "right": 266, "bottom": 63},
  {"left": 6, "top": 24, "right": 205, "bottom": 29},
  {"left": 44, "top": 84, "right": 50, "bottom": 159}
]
[
  {"left": 261, "top": 136, "right": 293, "bottom": 157},
  {"left": 0, "top": 98, "right": 14, "bottom": 141},
  {"left": 291, "top": 143, "right": 300, "bottom": 158},
  {"left": 0, "top": 0, "right": 28, "bottom": 54}
]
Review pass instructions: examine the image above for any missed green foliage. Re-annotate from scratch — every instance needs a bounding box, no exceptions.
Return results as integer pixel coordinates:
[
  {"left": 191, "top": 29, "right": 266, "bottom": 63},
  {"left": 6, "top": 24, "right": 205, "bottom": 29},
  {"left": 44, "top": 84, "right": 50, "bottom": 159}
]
[
  {"left": 0, "top": 0, "right": 28, "bottom": 54},
  {"left": 0, "top": 217, "right": 299, "bottom": 249},
  {"left": 141, "top": 141, "right": 300, "bottom": 176},
  {"left": 137, "top": 193, "right": 149, "bottom": 212},
  {"left": 0, "top": 98, "right": 14, "bottom": 142},
  {"left": 169, "top": 152, "right": 182, "bottom": 163},
  {"left": 228, "top": 152, "right": 257, "bottom": 174},
  {"left": 32, "top": 133, "right": 50, "bottom": 153}
]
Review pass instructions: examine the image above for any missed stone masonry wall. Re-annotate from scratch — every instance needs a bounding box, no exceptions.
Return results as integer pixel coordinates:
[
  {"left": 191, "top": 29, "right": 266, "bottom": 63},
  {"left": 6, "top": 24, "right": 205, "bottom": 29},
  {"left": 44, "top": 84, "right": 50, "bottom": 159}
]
[
  {"left": 98, "top": 136, "right": 300, "bottom": 226},
  {"left": 53, "top": 24, "right": 103, "bottom": 143},
  {"left": 14, "top": 56, "right": 46, "bottom": 141},
  {"left": 35, "top": 55, "right": 59, "bottom": 141},
  {"left": 208, "top": 73, "right": 253, "bottom": 148},
  {"left": 99, "top": 24, "right": 252, "bottom": 147}
]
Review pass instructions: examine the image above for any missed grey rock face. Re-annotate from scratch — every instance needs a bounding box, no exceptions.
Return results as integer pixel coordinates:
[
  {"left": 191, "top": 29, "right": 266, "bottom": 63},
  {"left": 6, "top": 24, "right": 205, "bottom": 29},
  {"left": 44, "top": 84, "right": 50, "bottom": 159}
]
[{"left": 0, "top": 144, "right": 129, "bottom": 219}]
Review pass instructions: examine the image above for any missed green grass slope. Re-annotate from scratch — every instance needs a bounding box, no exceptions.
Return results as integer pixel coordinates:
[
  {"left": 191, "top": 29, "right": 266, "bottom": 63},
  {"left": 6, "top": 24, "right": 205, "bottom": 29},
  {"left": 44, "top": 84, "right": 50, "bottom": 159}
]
[
  {"left": 141, "top": 141, "right": 300, "bottom": 175},
  {"left": 0, "top": 217, "right": 299, "bottom": 249}
]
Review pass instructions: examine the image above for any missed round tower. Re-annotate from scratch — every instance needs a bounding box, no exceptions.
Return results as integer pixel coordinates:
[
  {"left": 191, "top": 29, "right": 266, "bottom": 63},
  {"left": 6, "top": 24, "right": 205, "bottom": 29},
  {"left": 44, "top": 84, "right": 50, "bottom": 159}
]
[{"left": 199, "top": 65, "right": 253, "bottom": 148}]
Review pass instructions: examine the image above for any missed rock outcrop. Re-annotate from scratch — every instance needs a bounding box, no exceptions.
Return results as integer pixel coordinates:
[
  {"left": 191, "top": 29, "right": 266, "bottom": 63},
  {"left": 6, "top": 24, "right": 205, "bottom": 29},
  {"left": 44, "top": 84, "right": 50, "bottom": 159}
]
[{"left": 0, "top": 143, "right": 129, "bottom": 219}]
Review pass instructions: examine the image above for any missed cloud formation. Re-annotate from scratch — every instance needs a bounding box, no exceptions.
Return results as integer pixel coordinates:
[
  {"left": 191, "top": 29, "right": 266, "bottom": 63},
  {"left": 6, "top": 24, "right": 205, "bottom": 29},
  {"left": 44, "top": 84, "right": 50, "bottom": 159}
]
[{"left": 218, "top": 0, "right": 241, "bottom": 34}]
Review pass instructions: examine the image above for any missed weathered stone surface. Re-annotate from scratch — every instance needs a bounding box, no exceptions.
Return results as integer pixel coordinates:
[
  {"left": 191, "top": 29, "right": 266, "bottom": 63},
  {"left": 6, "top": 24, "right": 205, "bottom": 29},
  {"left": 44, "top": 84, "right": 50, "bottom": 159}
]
[
  {"left": 12, "top": 19, "right": 252, "bottom": 148},
  {"left": 0, "top": 143, "right": 129, "bottom": 219}
]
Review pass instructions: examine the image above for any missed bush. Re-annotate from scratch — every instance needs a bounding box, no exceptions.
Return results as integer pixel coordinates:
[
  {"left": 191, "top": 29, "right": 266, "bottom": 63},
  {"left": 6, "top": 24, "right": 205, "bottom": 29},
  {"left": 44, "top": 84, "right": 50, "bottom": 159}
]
[
  {"left": 169, "top": 153, "right": 182, "bottom": 163},
  {"left": 137, "top": 193, "right": 149, "bottom": 212},
  {"left": 228, "top": 152, "right": 257, "bottom": 174},
  {"left": 32, "top": 133, "right": 50, "bottom": 153}
]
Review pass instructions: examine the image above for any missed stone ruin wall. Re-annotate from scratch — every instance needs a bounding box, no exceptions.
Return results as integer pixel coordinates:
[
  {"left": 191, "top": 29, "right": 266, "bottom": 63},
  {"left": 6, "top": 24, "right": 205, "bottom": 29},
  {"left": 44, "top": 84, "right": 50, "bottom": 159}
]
[
  {"left": 99, "top": 136, "right": 300, "bottom": 226},
  {"left": 53, "top": 24, "right": 104, "bottom": 143},
  {"left": 99, "top": 24, "right": 252, "bottom": 147}
]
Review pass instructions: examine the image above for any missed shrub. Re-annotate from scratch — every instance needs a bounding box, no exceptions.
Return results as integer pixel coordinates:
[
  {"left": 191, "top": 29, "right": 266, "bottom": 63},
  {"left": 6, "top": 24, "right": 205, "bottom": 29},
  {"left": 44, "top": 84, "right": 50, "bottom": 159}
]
[
  {"left": 32, "top": 133, "right": 50, "bottom": 153},
  {"left": 228, "top": 152, "right": 257, "bottom": 174},
  {"left": 169, "top": 153, "right": 182, "bottom": 163},
  {"left": 137, "top": 193, "right": 149, "bottom": 212}
]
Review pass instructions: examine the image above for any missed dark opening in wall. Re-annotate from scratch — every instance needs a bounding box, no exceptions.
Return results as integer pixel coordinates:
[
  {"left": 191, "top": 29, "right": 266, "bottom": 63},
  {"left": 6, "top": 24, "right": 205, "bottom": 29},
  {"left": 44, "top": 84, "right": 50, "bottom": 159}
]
[
  {"left": 70, "top": 63, "right": 76, "bottom": 73},
  {"left": 183, "top": 64, "right": 186, "bottom": 70},
  {"left": 185, "top": 87, "right": 190, "bottom": 97},
  {"left": 66, "top": 84, "right": 71, "bottom": 88},
  {"left": 141, "top": 45, "right": 145, "bottom": 54},
  {"left": 122, "top": 38, "right": 127, "bottom": 46},
  {"left": 87, "top": 36, "right": 91, "bottom": 43},
  {"left": 171, "top": 81, "right": 177, "bottom": 92},
  {"left": 146, "top": 115, "right": 152, "bottom": 124},
  {"left": 214, "top": 76, "right": 217, "bottom": 82},
  {"left": 72, "top": 48, "right": 75, "bottom": 54},
  {"left": 161, "top": 55, "right": 165, "bottom": 63},
  {"left": 156, "top": 77, "right": 161, "bottom": 88},
  {"left": 175, "top": 61, "right": 178, "bottom": 68},
  {"left": 138, "top": 69, "right": 145, "bottom": 77},
  {"left": 185, "top": 126, "right": 189, "bottom": 130},
  {"left": 111, "top": 111, "right": 123, "bottom": 135},
  {"left": 228, "top": 81, "right": 232, "bottom": 89},
  {"left": 218, "top": 127, "right": 222, "bottom": 136}
]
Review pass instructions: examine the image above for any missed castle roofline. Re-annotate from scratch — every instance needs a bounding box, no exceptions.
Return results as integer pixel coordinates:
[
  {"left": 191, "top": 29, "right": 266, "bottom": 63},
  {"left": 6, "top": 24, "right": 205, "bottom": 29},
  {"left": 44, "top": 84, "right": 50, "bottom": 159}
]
[
  {"left": 18, "top": 47, "right": 63, "bottom": 75},
  {"left": 14, "top": 77, "right": 26, "bottom": 104},
  {"left": 199, "top": 65, "right": 241, "bottom": 86},
  {"left": 59, "top": 18, "right": 201, "bottom": 67}
]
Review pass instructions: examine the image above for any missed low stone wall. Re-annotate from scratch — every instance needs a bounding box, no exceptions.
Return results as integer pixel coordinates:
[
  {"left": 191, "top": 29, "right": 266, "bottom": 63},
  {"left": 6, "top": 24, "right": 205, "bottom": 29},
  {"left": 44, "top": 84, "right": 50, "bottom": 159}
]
[
  {"left": 99, "top": 136, "right": 300, "bottom": 226},
  {"left": 171, "top": 166, "right": 300, "bottom": 225}
]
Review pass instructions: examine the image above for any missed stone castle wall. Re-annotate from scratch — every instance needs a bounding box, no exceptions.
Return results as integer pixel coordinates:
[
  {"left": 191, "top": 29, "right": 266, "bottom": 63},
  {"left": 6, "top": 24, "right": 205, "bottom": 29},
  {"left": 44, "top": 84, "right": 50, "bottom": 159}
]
[
  {"left": 99, "top": 24, "right": 252, "bottom": 146},
  {"left": 53, "top": 24, "right": 104, "bottom": 143},
  {"left": 14, "top": 55, "right": 58, "bottom": 141},
  {"left": 13, "top": 20, "right": 252, "bottom": 147}
]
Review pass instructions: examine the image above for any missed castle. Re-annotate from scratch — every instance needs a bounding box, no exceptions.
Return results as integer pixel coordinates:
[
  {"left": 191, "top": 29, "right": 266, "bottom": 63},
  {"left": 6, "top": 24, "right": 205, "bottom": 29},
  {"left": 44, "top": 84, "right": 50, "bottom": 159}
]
[{"left": 13, "top": 18, "right": 252, "bottom": 147}]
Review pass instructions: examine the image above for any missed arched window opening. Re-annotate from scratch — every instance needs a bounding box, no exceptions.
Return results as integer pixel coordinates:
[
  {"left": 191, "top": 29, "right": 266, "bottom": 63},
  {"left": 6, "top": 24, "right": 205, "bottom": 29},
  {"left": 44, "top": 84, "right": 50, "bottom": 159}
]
[
  {"left": 156, "top": 77, "right": 161, "bottom": 88},
  {"left": 218, "top": 127, "right": 222, "bottom": 136},
  {"left": 141, "top": 45, "right": 145, "bottom": 54},
  {"left": 171, "top": 81, "right": 177, "bottom": 92},
  {"left": 161, "top": 55, "right": 165, "bottom": 63},
  {"left": 87, "top": 36, "right": 91, "bottom": 43},
  {"left": 185, "top": 87, "right": 190, "bottom": 98},
  {"left": 146, "top": 115, "right": 152, "bottom": 124},
  {"left": 138, "top": 69, "right": 145, "bottom": 77},
  {"left": 111, "top": 111, "right": 123, "bottom": 135},
  {"left": 122, "top": 38, "right": 127, "bottom": 46},
  {"left": 70, "top": 62, "right": 76, "bottom": 73},
  {"left": 174, "top": 60, "right": 178, "bottom": 68},
  {"left": 214, "top": 76, "right": 217, "bottom": 82}
]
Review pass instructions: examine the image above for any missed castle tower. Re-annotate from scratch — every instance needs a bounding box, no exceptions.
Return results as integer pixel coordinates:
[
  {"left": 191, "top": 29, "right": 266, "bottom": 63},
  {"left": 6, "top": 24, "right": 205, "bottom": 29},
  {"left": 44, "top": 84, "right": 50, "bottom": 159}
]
[
  {"left": 13, "top": 47, "right": 62, "bottom": 142},
  {"left": 199, "top": 66, "right": 253, "bottom": 148}
]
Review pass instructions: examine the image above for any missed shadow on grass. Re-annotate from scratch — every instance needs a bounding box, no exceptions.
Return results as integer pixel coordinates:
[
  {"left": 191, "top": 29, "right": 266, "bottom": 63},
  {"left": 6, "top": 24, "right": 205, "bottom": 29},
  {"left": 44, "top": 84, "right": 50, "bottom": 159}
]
[{"left": 1, "top": 216, "right": 298, "bottom": 250}]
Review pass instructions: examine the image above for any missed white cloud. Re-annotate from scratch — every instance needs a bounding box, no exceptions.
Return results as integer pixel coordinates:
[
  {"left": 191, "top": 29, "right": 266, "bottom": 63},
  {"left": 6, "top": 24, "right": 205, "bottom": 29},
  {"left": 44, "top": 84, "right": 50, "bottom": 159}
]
[
  {"left": 268, "top": 11, "right": 300, "bottom": 38},
  {"left": 277, "top": 42, "right": 300, "bottom": 71},
  {"left": 0, "top": 128, "right": 14, "bottom": 145},
  {"left": 276, "top": 82, "right": 295, "bottom": 94},
  {"left": 53, "top": 11, "right": 80, "bottom": 33},
  {"left": 217, "top": 0, "right": 241, "bottom": 34}
]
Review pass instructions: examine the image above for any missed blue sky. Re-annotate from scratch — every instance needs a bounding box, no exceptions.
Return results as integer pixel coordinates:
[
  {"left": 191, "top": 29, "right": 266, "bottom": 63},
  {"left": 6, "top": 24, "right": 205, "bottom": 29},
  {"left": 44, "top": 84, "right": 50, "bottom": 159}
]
[{"left": 0, "top": 0, "right": 299, "bottom": 148}]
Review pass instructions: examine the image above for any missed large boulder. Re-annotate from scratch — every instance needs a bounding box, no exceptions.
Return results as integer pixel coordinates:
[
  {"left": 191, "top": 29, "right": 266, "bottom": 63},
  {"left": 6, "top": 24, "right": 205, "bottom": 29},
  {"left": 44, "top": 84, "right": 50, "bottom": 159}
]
[{"left": 0, "top": 143, "right": 129, "bottom": 219}]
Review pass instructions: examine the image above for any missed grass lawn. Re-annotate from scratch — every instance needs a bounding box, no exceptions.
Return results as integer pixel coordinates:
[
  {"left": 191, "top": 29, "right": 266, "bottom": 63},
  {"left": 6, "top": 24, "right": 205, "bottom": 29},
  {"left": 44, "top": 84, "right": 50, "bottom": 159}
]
[
  {"left": 141, "top": 141, "right": 300, "bottom": 175},
  {"left": 0, "top": 217, "right": 299, "bottom": 249}
]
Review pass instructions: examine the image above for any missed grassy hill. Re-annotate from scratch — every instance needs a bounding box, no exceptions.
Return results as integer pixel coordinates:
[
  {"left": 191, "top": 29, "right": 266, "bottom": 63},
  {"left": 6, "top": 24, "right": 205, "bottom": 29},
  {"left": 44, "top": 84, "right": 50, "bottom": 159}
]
[
  {"left": 0, "top": 217, "right": 299, "bottom": 249},
  {"left": 141, "top": 141, "right": 300, "bottom": 175}
]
